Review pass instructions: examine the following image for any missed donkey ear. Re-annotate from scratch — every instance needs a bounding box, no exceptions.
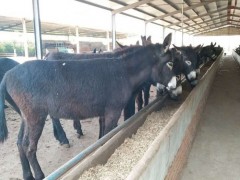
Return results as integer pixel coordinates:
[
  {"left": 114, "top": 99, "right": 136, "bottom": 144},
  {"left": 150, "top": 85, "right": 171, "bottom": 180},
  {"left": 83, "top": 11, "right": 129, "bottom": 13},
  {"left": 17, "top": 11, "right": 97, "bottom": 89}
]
[
  {"left": 173, "top": 44, "right": 182, "bottom": 54},
  {"left": 141, "top": 35, "right": 146, "bottom": 41},
  {"left": 146, "top": 36, "right": 152, "bottom": 45},
  {"left": 141, "top": 36, "right": 147, "bottom": 46},
  {"left": 147, "top": 36, "right": 152, "bottom": 42},
  {"left": 194, "top": 45, "right": 202, "bottom": 53},
  {"left": 163, "top": 33, "right": 172, "bottom": 52},
  {"left": 136, "top": 40, "right": 139, "bottom": 45},
  {"left": 116, "top": 41, "right": 125, "bottom": 48}
]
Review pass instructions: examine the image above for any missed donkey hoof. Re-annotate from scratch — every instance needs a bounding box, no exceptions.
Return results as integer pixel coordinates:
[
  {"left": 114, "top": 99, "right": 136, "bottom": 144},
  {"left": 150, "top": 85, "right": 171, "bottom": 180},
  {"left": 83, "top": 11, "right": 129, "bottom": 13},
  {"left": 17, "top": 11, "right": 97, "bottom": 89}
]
[
  {"left": 60, "top": 143, "right": 70, "bottom": 148},
  {"left": 77, "top": 133, "right": 84, "bottom": 139}
]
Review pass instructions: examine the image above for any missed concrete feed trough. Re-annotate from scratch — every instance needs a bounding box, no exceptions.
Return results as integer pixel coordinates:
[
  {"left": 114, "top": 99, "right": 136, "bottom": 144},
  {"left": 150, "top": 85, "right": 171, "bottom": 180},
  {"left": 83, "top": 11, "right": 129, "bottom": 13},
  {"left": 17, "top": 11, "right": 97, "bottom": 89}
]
[
  {"left": 232, "top": 50, "right": 240, "bottom": 65},
  {"left": 45, "top": 52, "right": 223, "bottom": 180}
]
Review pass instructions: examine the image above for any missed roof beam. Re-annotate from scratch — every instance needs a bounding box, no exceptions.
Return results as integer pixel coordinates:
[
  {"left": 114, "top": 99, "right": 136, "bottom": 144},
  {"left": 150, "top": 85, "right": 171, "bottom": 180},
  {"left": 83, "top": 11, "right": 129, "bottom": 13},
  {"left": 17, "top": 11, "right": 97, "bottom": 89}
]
[
  {"left": 191, "top": 23, "right": 228, "bottom": 35},
  {"left": 146, "top": 2, "right": 185, "bottom": 26},
  {"left": 183, "top": 0, "right": 203, "bottom": 25},
  {"left": 191, "top": 19, "right": 240, "bottom": 33},
  {"left": 146, "top": 0, "right": 216, "bottom": 23},
  {"left": 193, "top": 21, "right": 227, "bottom": 33},
  {"left": 110, "top": 0, "right": 184, "bottom": 32},
  {"left": 112, "top": 0, "right": 154, "bottom": 14},
  {"left": 173, "top": 12, "right": 231, "bottom": 33},
  {"left": 195, "top": 24, "right": 240, "bottom": 35},
  {"left": 184, "top": 14, "right": 228, "bottom": 32},
  {"left": 0, "top": 20, "right": 31, "bottom": 31},
  {"left": 165, "top": 7, "right": 228, "bottom": 28},
  {"left": 42, "top": 26, "right": 69, "bottom": 34}
]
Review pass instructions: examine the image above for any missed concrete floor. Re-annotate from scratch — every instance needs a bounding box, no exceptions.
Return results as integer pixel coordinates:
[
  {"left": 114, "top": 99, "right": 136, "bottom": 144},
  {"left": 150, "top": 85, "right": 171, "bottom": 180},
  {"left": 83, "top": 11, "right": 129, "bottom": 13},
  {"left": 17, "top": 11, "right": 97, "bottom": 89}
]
[{"left": 180, "top": 56, "right": 240, "bottom": 180}]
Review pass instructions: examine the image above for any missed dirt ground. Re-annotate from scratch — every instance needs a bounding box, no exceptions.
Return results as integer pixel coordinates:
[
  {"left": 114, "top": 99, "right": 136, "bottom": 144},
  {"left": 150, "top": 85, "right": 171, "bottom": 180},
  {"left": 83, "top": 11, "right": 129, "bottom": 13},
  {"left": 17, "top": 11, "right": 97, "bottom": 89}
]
[{"left": 0, "top": 87, "right": 157, "bottom": 180}]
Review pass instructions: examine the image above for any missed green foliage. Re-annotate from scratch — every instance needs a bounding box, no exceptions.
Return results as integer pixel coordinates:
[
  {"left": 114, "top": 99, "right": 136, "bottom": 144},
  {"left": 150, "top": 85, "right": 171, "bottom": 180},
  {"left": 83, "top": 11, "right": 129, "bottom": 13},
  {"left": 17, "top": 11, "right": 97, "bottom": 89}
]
[{"left": 0, "top": 42, "right": 36, "bottom": 57}]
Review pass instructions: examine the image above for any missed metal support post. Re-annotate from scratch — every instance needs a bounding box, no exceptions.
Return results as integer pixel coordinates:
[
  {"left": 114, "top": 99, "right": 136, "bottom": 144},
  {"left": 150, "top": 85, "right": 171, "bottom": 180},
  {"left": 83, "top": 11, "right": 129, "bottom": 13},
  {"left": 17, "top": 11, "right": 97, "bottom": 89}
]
[{"left": 32, "top": 0, "right": 43, "bottom": 59}]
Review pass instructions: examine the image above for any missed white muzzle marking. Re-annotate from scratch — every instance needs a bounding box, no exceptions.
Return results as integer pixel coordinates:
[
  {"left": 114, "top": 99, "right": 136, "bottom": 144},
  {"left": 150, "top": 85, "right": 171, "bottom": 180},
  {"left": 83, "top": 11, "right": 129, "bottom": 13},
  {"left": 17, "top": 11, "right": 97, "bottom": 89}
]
[
  {"left": 174, "top": 85, "right": 182, "bottom": 95},
  {"left": 187, "top": 71, "right": 197, "bottom": 81},
  {"left": 156, "top": 83, "right": 165, "bottom": 91},
  {"left": 167, "top": 76, "right": 177, "bottom": 90},
  {"left": 196, "top": 68, "right": 200, "bottom": 75},
  {"left": 170, "top": 85, "right": 183, "bottom": 96}
]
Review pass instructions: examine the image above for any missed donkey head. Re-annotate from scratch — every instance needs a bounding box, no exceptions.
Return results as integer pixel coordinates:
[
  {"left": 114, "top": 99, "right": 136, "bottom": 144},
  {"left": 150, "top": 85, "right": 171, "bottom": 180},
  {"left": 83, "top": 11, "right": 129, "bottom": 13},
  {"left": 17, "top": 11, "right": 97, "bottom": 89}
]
[
  {"left": 172, "top": 45, "right": 200, "bottom": 87},
  {"left": 210, "top": 42, "right": 217, "bottom": 59},
  {"left": 151, "top": 33, "right": 177, "bottom": 91},
  {"left": 156, "top": 48, "right": 183, "bottom": 99}
]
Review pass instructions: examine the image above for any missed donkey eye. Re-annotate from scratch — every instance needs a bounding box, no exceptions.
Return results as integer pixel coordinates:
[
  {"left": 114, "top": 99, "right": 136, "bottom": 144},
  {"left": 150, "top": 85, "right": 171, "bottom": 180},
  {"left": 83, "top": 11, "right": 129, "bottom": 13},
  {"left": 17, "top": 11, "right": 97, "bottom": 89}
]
[
  {"left": 185, "top": 60, "right": 191, "bottom": 66},
  {"left": 166, "top": 62, "right": 173, "bottom": 70}
]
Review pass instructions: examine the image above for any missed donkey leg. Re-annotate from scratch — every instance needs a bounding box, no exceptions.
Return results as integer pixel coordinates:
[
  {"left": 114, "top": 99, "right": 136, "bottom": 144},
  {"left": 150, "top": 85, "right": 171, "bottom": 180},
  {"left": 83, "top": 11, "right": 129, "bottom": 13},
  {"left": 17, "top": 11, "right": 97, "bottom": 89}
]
[
  {"left": 51, "top": 117, "right": 70, "bottom": 147},
  {"left": 123, "top": 95, "right": 135, "bottom": 121},
  {"left": 136, "top": 91, "right": 143, "bottom": 111},
  {"left": 103, "top": 109, "right": 122, "bottom": 137},
  {"left": 98, "top": 116, "right": 105, "bottom": 139},
  {"left": 26, "top": 115, "right": 46, "bottom": 180},
  {"left": 17, "top": 122, "right": 34, "bottom": 180},
  {"left": 143, "top": 84, "right": 151, "bottom": 107},
  {"left": 73, "top": 119, "right": 84, "bottom": 138}
]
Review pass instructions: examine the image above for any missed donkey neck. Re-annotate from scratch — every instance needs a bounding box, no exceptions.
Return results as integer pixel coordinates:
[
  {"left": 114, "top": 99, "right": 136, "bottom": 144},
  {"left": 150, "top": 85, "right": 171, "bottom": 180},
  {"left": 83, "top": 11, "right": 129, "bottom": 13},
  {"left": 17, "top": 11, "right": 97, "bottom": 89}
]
[{"left": 122, "top": 45, "right": 157, "bottom": 90}]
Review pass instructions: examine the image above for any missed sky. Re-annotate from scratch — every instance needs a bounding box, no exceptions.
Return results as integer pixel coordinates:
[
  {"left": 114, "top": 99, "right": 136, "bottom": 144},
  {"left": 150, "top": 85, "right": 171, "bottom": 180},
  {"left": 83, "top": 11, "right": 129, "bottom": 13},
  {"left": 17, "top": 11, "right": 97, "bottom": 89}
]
[
  {"left": 0, "top": 0, "right": 110, "bottom": 29},
  {"left": 0, "top": 0, "right": 151, "bottom": 45},
  {"left": 0, "top": 0, "right": 194, "bottom": 45},
  {"left": 0, "top": 0, "right": 145, "bottom": 34}
]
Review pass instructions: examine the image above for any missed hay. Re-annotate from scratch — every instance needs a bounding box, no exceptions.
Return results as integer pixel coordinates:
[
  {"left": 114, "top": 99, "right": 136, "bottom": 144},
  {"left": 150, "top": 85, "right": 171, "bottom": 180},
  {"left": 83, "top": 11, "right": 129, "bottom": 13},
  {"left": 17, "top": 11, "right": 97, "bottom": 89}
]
[{"left": 78, "top": 102, "right": 181, "bottom": 180}]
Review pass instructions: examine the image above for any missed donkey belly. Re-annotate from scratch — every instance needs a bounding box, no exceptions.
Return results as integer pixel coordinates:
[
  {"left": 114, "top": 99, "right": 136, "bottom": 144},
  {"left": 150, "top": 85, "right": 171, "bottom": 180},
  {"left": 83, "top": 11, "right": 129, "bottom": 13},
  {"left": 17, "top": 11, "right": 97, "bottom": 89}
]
[{"left": 48, "top": 100, "right": 105, "bottom": 120}]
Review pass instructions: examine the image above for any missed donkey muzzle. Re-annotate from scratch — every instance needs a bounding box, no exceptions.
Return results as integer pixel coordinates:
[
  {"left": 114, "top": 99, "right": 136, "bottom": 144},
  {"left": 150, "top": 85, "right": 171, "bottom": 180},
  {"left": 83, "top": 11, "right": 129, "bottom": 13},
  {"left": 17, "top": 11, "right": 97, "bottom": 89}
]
[
  {"left": 166, "top": 76, "right": 177, "bottom": 91},
  {"left": 169, "top": 85, "right": 183, "bottom": 100}
]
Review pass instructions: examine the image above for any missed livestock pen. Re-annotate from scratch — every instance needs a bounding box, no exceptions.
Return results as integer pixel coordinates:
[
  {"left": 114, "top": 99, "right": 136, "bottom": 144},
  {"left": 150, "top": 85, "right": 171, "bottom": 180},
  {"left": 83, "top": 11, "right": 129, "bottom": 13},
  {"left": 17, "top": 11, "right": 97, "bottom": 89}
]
[{"left": 1, "top": 0, "right": 240, "bottom": 180}]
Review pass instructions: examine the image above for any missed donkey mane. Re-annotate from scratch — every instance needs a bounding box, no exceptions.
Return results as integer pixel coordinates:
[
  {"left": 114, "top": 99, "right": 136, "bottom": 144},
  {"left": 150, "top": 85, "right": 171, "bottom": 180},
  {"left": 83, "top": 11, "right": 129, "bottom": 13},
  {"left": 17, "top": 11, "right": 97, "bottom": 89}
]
[
  {"left": 113, "top": 44, "right": 160, "bottom": 61},
  {"left": 46, "top": 44, "right": 161, "bottom": 63}
]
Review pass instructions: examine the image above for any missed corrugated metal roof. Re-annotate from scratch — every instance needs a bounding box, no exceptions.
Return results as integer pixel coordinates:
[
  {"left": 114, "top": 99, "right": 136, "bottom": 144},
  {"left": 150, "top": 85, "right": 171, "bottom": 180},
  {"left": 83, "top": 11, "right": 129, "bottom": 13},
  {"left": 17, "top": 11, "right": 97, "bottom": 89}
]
[
  {"left": 75, "top": 0, "right": 240, "bottom": 36},
  {"left": 0, "top": 16, "right": 130, "bottom": 39},
  {"left": 0, "top": 0, "right": 239, "bottom": 36}
]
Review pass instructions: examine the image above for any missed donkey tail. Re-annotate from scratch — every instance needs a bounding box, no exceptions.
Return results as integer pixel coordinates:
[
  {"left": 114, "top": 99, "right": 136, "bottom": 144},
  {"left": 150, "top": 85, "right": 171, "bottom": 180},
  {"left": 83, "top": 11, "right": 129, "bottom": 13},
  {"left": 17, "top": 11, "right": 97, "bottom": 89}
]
[{"left": 0, "top": 76, "right": 8, "bottom": 143}]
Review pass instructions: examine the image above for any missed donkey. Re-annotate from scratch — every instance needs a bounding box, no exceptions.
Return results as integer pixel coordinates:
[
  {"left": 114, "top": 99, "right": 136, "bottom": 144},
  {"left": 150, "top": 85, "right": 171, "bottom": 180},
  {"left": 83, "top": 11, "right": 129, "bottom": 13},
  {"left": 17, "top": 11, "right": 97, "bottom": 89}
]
[
  {"left": 199, "top": 42, "right": 217, "bottom": 64},
  {"left": 115, "top": 36, "right": 153, "bottom": 112},
  {"left": 0, "top": 58, "right": 81, "bottom": 147},
  {"left": 156, "top": 44, "right": 202, "bottom": 100},
  {"left": 46, "top": 34, "right": 172, "bottom": 145},
  {"left": 0, "top": 38, "right": 177, "bottom": 180},
  {"left": 45, "top": 40, "right": 152, "bottom": 145},
  {"left": 0, "top": 58, "right": 21, "bottom": 110},
  {"left": 135, "top": 36, "right": 153, "bottom": 111},
  {"left": 172, "top": 44, "right": 202, "bottom": 87},
  {"left": 213, "top": 45, "right": 223, "bottom": 57}
]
